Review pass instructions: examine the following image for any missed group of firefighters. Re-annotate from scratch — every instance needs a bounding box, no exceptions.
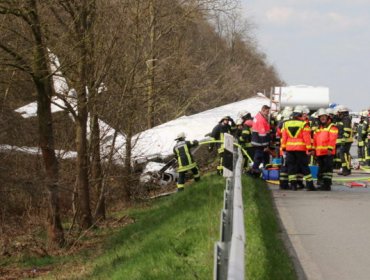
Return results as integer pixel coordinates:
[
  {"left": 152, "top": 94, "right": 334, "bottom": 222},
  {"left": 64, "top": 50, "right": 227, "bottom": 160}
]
[{"left": 172, "top": 104, "right": 370, "bottom": 192}]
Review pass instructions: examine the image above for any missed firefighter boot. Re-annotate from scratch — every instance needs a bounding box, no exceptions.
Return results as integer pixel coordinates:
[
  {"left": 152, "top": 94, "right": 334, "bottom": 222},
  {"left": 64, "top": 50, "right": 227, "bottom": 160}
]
[
  {"left": 340, "top": 166, "right": 351, "bottom": 176},
  {"left": 318, "top": 183, "right": 331, "bottom": 191},
  {"left": 297, "top": 181, "right": 305, "bottom": 190},
  {"left": 279, "top": 180, "right": 289, "bottom": 190},
  {"left": 318, "top": 178, "right": 331, "bottom": 191},
  {"left": 290, "top": 181, "right": 297, "bottom": 191},
  {"left": 305, "top": 180, "right": 316, "bottom": 191}
]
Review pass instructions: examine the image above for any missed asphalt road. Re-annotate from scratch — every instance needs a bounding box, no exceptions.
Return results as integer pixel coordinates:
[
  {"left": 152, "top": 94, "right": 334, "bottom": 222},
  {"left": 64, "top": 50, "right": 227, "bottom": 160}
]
[{"left": 270, "top": 177, "right": 370, "bottom": 280}]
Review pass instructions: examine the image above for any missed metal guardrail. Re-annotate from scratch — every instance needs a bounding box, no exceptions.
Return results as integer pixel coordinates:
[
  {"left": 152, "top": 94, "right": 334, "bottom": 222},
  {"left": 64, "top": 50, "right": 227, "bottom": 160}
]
[{"left": 214, "top": 148, "right": 245, "bottom": 280}]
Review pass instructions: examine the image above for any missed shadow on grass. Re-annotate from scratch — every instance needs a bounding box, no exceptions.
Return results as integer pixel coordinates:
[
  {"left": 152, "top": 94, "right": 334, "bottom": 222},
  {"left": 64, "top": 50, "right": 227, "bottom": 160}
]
[{"left": 243, "top": 176, "right": 297, "bottom": 280}]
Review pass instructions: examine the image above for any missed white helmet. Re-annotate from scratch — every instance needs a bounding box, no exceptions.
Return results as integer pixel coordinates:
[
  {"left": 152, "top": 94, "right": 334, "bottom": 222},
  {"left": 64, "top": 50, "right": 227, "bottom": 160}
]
[
  {"left": 284, "top": 106, "right": 293, "bottom": 111},
  {"left": 236, "top": 119, "right": 243, "bottom": 126},
  {"left": 293, "top": 105, "right": 304, "bottom": 114},
  {"left": 238, "top": 110, "right": 248, "bottom": 118},
  {"left": 311, "top": 112, "right": 318, "bottom": 118},
  {"left": 317, "top": 108, "right": 328, "bottom": 117},
  {"left": 326, "top": 108, "right": 334, "bottom": 115},
  {"left": 336, "top": 105, "right": 349, "bottom": 113},
  {"left": 361, "top": 110, "right": 368, "bottom": 117},
  {"left": 238, "top": 110, "right": 252, "bottom": 120},
  {"left": 276, "top": 113, "right": 282, "bottom": 121},
  {"left": 282, "top": 110, "right": 292, "bottom": 120},
  {"left": 176, "top": 132, "right": 186, "bottom": 139},
  {"left": 302, "top": 106, "right": 310, "bottom": 114}
]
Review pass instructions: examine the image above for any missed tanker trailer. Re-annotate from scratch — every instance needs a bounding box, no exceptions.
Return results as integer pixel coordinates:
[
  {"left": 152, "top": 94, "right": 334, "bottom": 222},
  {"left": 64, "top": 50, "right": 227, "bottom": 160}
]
[{"left": 273, "top": 85, "right": 330, "bottom": 110}]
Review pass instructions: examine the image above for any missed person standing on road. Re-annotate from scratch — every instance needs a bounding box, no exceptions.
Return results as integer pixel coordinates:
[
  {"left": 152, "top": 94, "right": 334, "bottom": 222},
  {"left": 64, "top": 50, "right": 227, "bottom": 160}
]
[
  {"left": 277, "top": 109, "right": 292, "bottom": 189},
  {"left": 281, "top": 106, "right": 315, "bottom": 191},
  {"left": 361, "top": 107, "right": 370, "bottom": 167},
  {"left": 250, "top": 105, "right": 271, "bottom": 176},
  {"left": 336, "top": 106, "right": 353, "bottom": 176},
  {"left": 173, "top": 132, "right": 200, "bottom": 192},
  {"left": 331, "top": 108, "right": 343, "bottom": 169},
  {"left": 357, "top": 111, "right": 367, "bottom": 165},
  {"left": 313, "top": 109, "right": 338, "bottom": 191}
]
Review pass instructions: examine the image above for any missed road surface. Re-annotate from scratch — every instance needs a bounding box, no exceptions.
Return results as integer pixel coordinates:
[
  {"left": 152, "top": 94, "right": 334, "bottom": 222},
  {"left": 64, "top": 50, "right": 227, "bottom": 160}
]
[{"left": 270, "top": 174, "right": 370, "bottom": 280}]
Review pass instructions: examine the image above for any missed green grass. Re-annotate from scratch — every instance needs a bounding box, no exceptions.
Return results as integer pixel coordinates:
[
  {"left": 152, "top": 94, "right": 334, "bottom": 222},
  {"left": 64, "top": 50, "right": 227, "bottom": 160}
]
[
  {"left": 34, "top": 173, "right": 296, "bottom": 279},
  {"left": 243, "top": 176, "right": 296, "bottom": 280},
  {"left": 82, "top": 174, "right": 224, "bottom": 280}
]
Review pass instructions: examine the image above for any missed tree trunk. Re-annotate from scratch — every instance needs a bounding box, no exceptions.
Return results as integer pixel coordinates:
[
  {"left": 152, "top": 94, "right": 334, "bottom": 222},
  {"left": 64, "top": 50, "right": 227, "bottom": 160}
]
[
  {"left": 35, "top": 80, "right": 65, "bottom": 247},
  {"left": 75, "top": 112, "right": 93, "bottom": 229},
  {"left": 90, "top": 114, "right": 105, "bottom": 220},
  {"left": 146, "top": 0, "right": 156, "bottom": 128},
  {"left": 123, "top": 128, "right": 133, "bottom": 202},
  {"left": 74, "top": 0, "right": 95, "bottom": 229},
  {"left": 30, "top": 0, "right": 64, "bottom": 248}
]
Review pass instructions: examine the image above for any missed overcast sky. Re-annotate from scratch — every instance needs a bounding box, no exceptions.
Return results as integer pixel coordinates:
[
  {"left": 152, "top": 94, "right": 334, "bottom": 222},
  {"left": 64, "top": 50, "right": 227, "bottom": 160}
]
[{"left": 240, "top": 0, "right": 370, "bottom": 111}]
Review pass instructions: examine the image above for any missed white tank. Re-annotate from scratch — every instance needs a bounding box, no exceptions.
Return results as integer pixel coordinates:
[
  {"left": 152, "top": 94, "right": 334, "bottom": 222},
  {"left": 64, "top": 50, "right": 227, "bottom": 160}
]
[{"left": 274, "top": 85, "right": 330, "bottom": 110}]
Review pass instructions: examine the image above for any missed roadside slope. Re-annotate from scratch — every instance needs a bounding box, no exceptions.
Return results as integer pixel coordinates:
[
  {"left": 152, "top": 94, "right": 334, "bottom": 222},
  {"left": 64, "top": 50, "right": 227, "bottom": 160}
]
[{"left": 37, "top": 174, "right": 295, "bottom": 280}]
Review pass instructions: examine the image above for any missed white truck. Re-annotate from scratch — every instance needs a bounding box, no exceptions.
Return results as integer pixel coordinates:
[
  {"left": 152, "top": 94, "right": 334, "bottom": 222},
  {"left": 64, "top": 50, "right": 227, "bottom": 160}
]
[{"left": 272, "top": 85, "right": 330, "bottom": 111}]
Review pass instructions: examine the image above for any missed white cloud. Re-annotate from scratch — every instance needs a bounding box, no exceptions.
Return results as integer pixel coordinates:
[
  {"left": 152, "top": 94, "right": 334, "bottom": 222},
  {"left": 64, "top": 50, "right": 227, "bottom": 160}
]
[
  {"left": 264, "top": 6, "right": 367, "bottom": 32},
  {"left": 265, "top": 7, "right": 294, "bottom": 23}
]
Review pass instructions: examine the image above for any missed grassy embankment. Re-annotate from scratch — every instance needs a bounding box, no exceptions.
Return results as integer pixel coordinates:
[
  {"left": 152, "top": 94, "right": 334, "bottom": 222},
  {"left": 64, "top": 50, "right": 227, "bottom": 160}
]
[{"left": 7, "top": 174, "right": 296, "bottom": 279}]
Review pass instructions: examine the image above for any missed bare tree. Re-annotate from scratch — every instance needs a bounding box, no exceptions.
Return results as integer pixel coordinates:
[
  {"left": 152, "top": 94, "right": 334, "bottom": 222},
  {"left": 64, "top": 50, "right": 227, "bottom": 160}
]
[{"left": 0, "top": 0, "right": 64, "bottom": 248}]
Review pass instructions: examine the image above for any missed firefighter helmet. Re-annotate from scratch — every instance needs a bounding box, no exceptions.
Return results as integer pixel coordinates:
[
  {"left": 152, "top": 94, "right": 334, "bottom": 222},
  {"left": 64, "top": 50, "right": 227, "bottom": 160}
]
[
  {"left": 293, "top": 106, "right": 304, "bottom": 114},
  {"left": 302, "top": 106, "right": 310, "bottom": 114},
  {"left": 220, "top": 116, "right": 230, "bottom": 122},
  {"left": 317, "top": 108, "right": 328, "bottom": 117},
  {"left": 238, "top": 111, "right": 252, "bottom": 120},
  {"left": 176, "top": 132, "right": 186, "bottom": 140},
  {"left": 326, "top": 108, "right": 334, "bottom": 115},
  {"left": 336, "top": 105, "right": 349, "bottom": 113},
  {"left": 282, "top": 110, "right": 292, "bottom": 120}
]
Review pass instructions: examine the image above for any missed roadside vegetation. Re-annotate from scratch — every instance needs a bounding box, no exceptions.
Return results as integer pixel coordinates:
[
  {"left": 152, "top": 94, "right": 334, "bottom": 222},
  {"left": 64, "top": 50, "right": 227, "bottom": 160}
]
[
  {"left": 0, "top": 0, "right": 283, "bottom": 253},
  {"left": 1, "top": 174, "right": 297, "bottom": 279}
]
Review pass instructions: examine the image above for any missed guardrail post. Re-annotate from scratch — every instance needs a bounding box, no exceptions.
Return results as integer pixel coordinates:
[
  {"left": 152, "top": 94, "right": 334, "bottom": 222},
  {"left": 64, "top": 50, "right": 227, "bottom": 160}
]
[{"left": 214, "top": 143, "right": 245, "bottom": 280}]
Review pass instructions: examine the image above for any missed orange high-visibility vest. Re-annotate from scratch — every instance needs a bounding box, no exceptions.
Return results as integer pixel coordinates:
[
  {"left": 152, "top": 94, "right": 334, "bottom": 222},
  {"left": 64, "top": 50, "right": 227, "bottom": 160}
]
[
  {"left": 313, "top": 122, "right": 338, "bottom": 156},
  {"left": 281, "top": 119, "right": 312, "bottom": 152}
]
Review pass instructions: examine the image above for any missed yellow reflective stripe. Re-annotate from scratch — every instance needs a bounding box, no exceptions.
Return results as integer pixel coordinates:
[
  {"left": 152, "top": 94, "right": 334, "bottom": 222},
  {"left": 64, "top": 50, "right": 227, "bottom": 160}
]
[
  {"left": 316, "top": 145, "right": 334, "bottom": 150},
  {"left": 286, "top": 141, "right": 306, "bottom": 145}
]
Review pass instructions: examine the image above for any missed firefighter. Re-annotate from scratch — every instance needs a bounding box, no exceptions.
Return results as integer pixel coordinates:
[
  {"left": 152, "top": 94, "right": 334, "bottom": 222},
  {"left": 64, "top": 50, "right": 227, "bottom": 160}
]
[
  {"left": 313, "top": 108, "right": 338, "bottom": 191},
  {"left": 277, "top": 109, "right": 292, "bottom": 189},
  {"left": 235, "top": 118, "right": 253, "bottom": 170},
  {"left": 209, "top": 116, "right": 235, "bottom": 174},
  {"left": 297, "top": 105, "right": 312, "bottom": 189},
  {"left": 362, "top": 107, "right": 370, "bottom": 167},
  {"left": 336, "top": 105, "right": 353, "bottom": 175},
  {"left": 357, "top": 111, "right": 367, "bottom": 165},
  {"left": 173, "top": 132, "right": 200, "bottom": 192},
  {"left": 238, "top": 110, "right": 253, "bottom": 125},
  {"left": 332, "top": 107, "right": 343, "bottom": 169},
  {"left": 281, "top": 106, "right": 315, "bottom": 191}
]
